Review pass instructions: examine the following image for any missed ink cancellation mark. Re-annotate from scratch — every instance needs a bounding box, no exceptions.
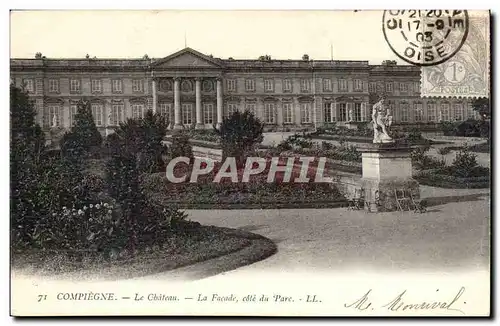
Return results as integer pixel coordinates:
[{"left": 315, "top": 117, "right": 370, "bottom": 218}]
[{"left": 382, "top": 10, "right": 469, "bottom": 67}]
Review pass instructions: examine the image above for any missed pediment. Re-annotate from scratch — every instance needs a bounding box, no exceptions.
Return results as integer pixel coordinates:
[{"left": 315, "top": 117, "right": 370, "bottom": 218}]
[{"left": 153, "top": 48, "right": 223, "bottom": 69}]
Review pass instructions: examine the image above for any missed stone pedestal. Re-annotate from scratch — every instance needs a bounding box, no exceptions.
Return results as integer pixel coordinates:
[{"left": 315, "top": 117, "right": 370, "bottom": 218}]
[{"left": 358, "top": 143, "right": 419, "bottom": 212}]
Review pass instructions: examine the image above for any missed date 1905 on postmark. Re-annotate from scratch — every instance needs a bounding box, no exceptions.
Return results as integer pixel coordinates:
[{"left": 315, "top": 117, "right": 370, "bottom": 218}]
[{"left": 382, "top": 10, "right": 490, "bottom": 98}]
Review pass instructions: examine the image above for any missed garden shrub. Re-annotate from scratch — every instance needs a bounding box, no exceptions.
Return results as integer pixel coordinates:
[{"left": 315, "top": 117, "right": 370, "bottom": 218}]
[
  {"left": 321, "top": 141, "right": 334, "bottom": 151},
  {"left": 170, "top": 132, "right": 194, "bottom": 160},
  {"left": 63, "top": 100, "right": 102, "bottom": 158},
  {"left": 215, "top": 111, "right": 264, "bottom": 167},
  {"left": 411, "top": 146, "right": 444, "bottom": 170},
  {"left": 450, "top": 147, "right": 484, "bottom": 178},
  {"left": 112, "top": 111, "right": 169, "bottom": 173},
  {"left": 437, "top": 147, "right": 452, "bottom": 156}
]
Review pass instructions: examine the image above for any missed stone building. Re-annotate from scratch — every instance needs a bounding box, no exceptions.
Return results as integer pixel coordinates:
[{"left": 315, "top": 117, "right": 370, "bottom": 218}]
[{"left": 10, "top": 47, "right": 477, "bottom": 134}]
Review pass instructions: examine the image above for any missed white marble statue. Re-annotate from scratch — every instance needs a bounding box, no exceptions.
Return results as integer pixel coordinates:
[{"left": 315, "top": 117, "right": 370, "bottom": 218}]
[
  {"left": 372, "top": 98, "right": 394, "bottom": 144},
  {"left": 52, "top": 113, "right": 57, "bottom": 128}
]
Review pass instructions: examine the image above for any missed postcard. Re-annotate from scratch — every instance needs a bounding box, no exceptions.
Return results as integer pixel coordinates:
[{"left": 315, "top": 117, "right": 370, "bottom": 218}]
[{"left": 9, "top": 9, "right": 491, "bottom": 317}]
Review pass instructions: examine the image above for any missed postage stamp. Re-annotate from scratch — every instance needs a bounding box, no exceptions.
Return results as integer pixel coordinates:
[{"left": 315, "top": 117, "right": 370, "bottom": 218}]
[{"left": 420, "top": 11, "right": 490, "bottom": 98}]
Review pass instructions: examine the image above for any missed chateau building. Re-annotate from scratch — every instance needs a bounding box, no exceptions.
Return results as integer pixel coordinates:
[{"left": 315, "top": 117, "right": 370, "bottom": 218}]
[{"left": 10, "top": 47, "right": 477, "bottom": 133}]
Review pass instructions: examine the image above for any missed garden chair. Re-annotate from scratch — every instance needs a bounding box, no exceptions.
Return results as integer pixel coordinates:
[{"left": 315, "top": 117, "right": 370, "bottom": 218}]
[
  {"left": 409, "top": 190, "right": 427, "bottom": 213},
  {"left": 347, "top": 188, "right": 364, "bottom": 210},
  {"left": 394, "top": 189, "right": 411, "bottom": 212}
]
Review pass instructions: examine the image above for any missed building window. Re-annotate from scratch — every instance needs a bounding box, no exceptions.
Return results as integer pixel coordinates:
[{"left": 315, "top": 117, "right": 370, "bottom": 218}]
[
  {"left": 48, "top": 79, "right": 59, "bottom": 93},
  {"left": 91, "top": 103, "right": 104, "bottom": 126},
  {"left": 132, "top": 79, "right": 144, "bottom": 93},
  {"left": 300, "top": 103, "right": 311, "bottom": 124},
  {"left": 323, "top": 79, "right": 332, "bottom": 92},
  {"left": 226, "top": 103, "right": 239, "bottom": 117},
  {"left": 427, "top": 103, "right": 437, "bottom": 122},
  {"left": 245, "top": 103, "right": 256, "bottom": 116},
  {"left": 203, "top": 103, "right": 215, "bottom": 124},
  {"left": 181, "top": 103, "right": 193, "bottom": 124},
  {"left": 23, "top": 79, "right": 34, "bottom": 93},
  {"left": 69, "top": 103, "right": 78, "bottom": 126},
  {"left": 354, "top": 79, "right": 363, "bottom": 92},
  {"left": 245, "top": 79, "right": 255, "bottom": 92},
  {"left": 440, "top": 103, "right": 450, "bottom": 121},
  {"left": 415, "top": 103, "right": 424, "bottom": 122},
  {"left": 91, "top": 79, "right": 102, "bottom": 93},
  {"left": 283, "top": 79, "right": 292, "bottom": 92},
  {"left": 339, "top": 79, "right": 348, "bottom": 92},
  {"left": 323, "top": 103, "right": 332, "bottom": 123},
  {"left": 131, "top": 103, "right": 145, "bottom": 120},
  {"left": 110, "top": 103, "right": 125, "bottom": 125},
  {"left": 467, "top": 104, "right": 476, "bottom": 119},
  {"left": 112, "top": 79, "right": 123, "bottom": 93},
  {"left": 283, "top": 103, "right": 293, "bottom": 124},
  {"left": 70, "top": 79, "right": 81, "bottom": 93},
  {"left": 202, "top": 80, "right": 213, "bottom": 92},
  {"left": 339, "top": 103, "right": 348, "bottom": 122},
  {"left": 354, "top": 103, "right": 362, "bottom": 121},
  {"left": 264, "top": 79, "right": 274, "bottom": 92},
  {"left": 454, "top": 103, "right": 463, "bottom": 121},
  {"left": 368, "top": 82, "right": 377, "bottom": 93},
  {"left": 45, "top": 104, "right": 61, "bottom": 128},
  {"left": 264, "top": 103, "right": 276, "bottom": 124},
  {"left": 159, "top": 103, "right": 172, "bottom": 122},
  {"left": 400, "top": 103, "right": 409, "bottom": 122},
  {"left": 227, "top": 79, "right": 237, "bottom": 92},
  {"left": 300, "top": 79, "right": 310, "bottom": 93},
  {"left": 385, "top": 82, "right": 393, "bottom": 93},
  {"left": 389, "top": 103, "right": 395, "bottom": 119},
  {"left": 400, "top": 82, "right": 408, "bottom": 93}
]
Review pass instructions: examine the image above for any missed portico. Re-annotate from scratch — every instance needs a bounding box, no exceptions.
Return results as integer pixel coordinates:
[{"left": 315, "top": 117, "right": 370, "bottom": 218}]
[{"left": 150, "top": 48, "right": 225, "bottom": 129}]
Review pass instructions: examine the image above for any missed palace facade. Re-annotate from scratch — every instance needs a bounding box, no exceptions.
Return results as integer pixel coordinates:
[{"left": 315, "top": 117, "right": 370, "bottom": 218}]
[{"left": 10, "top": 47, "right": 478, "bottom": 133}]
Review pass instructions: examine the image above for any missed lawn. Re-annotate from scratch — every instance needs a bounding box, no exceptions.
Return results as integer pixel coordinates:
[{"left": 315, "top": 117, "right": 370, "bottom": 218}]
[{"left": 11, "top": 223, "right": 274, "bottom": 281}]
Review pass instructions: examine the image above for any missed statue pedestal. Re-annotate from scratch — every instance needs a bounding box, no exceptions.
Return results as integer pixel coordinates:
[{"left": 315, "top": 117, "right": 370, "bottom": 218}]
[{"left": 358, "top": 143, "right": 419, "bottom": 212}]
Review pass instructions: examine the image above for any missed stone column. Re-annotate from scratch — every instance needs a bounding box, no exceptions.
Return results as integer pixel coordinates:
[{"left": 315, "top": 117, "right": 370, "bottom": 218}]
[
  {"left": 173, "top": 77, "right": 182, "bottom": 129},
  {"left": 216, "top": 78, "right": 223, "bottom": 128},
  {"left": 152, "top": 78, "right": 157, "bottom": 114},
  {"left": 330, "top": 102, "right": 335, "bottom": 123},
  {"left": 361, "top": 102, "right": 367, "bottom": 122},
  {"left": 195, "top": 78, "right": 203, "bottom": 129}
]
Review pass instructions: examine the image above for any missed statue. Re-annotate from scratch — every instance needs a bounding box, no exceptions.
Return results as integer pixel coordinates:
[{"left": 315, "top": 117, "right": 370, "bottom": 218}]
[
  {"left": 52, "top": 113, "right": 57, "bottom": 128},
  {"left": 372, "top": 98, "right": 394, "bottom": 144},
  {"left": 348, "top": 106, "right": 354, "bottom": 122}
]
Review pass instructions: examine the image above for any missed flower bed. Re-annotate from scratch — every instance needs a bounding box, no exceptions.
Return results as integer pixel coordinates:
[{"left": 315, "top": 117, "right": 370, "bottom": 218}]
[
  {"left": 141, "top": 158, "right": 347, "bottom": 209},
  {"left": 414, "top": 168, "right": 490, "bottom": 189}
]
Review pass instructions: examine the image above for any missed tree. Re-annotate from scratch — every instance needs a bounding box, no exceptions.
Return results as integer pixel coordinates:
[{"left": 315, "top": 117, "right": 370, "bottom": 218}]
[
  {"left": 10, "top": 83, "right": 46, "bottom": 209},
  {"left": 170, "top": 132, "right": 193, "bottom": 161},
  {"left": 111, "top": 110, "right": 169, "bottom": 173},
  {"left": 10, "top": 84, "right": 45, "bottom": 244},
  {"left": 215, "top": 110, "right": 264, "bottom": 167},
  {"left": 61, "top": 99, "right": 102, "bottom": 159},
  {"left": 471, "top": 98, "right": 490, "bottom": 120}
]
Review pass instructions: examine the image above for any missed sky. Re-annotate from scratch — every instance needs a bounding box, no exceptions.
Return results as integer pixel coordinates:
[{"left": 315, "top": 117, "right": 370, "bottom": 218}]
[{"left": 9, "top": 10, "right": 404, "bottom": 64}]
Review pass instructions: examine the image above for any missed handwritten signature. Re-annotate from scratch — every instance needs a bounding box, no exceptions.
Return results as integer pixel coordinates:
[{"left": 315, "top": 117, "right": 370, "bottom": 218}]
[{"left": 344, "top": 287, "right": 466, "bottom": 315}]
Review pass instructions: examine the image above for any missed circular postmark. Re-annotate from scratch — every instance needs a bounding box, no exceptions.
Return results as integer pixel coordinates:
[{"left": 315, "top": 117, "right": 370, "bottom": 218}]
[{"left": 382, "top": 10, "right": 469, "bottom": 66}]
